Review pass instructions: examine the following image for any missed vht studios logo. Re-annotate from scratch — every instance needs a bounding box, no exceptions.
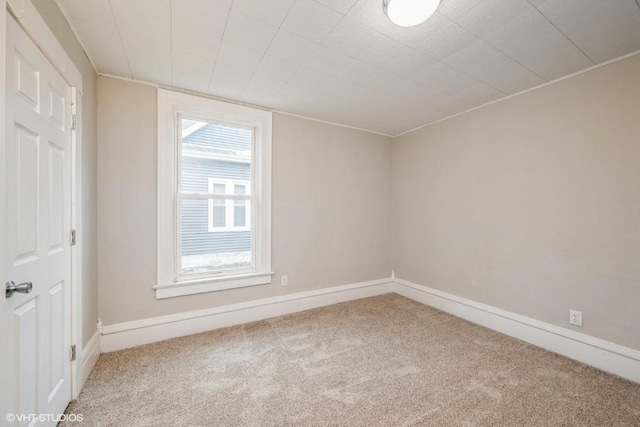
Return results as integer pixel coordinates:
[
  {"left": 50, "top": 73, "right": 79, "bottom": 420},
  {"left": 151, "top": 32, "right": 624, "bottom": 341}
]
[{"left": 6, "top": 413, "right": 84, "bottom": 423}]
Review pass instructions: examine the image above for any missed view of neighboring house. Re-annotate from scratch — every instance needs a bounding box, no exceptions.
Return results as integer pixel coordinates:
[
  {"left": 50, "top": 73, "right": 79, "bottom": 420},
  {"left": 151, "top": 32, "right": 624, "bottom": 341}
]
[{"left": 180, "top": 119, "right": 253, "bottom": 275}]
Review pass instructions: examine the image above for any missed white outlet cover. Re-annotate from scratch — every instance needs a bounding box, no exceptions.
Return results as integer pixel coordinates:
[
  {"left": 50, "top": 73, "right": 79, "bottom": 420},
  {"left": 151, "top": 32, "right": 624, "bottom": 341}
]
[{"left": 569, "top": 309, "right": 583, "bottom": 327}]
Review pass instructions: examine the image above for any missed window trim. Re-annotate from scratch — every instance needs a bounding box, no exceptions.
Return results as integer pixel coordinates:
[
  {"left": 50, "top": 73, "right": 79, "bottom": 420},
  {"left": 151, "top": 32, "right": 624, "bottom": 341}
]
[
  {"left": 207, "top": 179, "right": 251, "bottom": 232},
  {"left": 156, "top": 89, "right": 272, "bottom": 299}
]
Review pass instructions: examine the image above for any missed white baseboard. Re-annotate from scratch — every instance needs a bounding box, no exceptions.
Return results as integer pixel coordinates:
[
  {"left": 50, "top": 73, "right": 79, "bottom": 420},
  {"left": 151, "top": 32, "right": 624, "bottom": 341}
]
[
  {"left": 101, "top": 278, "right": 393, "bottom": 353},
  {"left": 78, "top": 326, "right": 101, "bottom": 391},
  {"left": 97, "top": 275, "right": 640, "bottom": 384},
  {"left": 394, "top": 278, "right": 640, "bottom": 384}
]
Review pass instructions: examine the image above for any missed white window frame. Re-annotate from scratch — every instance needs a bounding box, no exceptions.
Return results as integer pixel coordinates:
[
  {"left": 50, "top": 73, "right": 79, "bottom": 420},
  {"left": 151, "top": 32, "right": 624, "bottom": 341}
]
[
  {"left": 156, "top": 89, "right": 272, "bottom": 299},
  {"left": 207, "top": 179, "right": 251, "bottom": 232}
]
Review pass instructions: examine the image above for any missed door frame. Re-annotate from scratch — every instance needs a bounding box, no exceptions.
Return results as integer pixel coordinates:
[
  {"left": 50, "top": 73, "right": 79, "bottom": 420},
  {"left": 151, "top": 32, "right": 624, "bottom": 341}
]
[
  {"left": 0, "top": 2, "right": 7, "bottom": 420},
  {"left": 2, "top": 0, "right": 85, "bottom": 401}
]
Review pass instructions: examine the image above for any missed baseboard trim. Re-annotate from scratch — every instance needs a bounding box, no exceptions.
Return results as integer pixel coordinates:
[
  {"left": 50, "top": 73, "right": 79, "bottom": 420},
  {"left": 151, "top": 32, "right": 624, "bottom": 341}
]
[
  {"left": 101, "top": 278, "right": 393, "bottom": 352},
  {"left": 79, "top": 327, "right": 101, "bottom": 391},
  {"left": 393, "top": 278, "right": 640, "bottom": 383},
  {"left": 97, "top": 275, "right": 640, "bottom": 383}
]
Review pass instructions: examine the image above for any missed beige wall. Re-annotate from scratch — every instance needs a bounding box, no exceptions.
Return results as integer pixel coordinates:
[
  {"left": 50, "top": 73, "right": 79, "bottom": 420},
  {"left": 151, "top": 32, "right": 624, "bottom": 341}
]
[
  {"left": 393, "top": 54, "right": 640, "bottom": 350},
  {"left": 97, "top": 76, "right": 392, "bottom": 326},
  {"left": 39, "top": 0, "right": 638, "bottom": 352},
  {"left": 33, "top": 0, "right": 99, "bottom": 348}
]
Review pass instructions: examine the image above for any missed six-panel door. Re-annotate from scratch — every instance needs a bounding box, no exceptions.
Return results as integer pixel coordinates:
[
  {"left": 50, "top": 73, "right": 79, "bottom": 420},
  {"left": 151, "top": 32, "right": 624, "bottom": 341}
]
[{"left": 4, "top": 15, "right": 72, "bottom": 426}]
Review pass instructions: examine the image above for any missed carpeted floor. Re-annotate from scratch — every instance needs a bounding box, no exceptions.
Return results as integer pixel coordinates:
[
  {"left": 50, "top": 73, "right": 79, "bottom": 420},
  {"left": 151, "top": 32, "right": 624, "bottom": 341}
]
[{"left": 63, "top": 294, "right": 640, "bottom": 426}]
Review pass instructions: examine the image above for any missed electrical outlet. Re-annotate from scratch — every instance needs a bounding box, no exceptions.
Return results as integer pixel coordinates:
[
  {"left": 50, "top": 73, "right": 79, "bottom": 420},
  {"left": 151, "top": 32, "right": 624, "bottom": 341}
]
[
  {"left": 281, "top": 275, "right": 288, "bottom": 287},
  {"left": 569, "top": 309, "right": 583, "bottom": 327}
]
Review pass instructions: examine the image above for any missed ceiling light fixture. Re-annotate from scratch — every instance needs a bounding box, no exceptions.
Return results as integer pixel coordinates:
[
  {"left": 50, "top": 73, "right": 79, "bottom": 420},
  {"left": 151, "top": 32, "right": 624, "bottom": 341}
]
[{"left": 383, "top": 0, "right": 441, "bottom": 27}]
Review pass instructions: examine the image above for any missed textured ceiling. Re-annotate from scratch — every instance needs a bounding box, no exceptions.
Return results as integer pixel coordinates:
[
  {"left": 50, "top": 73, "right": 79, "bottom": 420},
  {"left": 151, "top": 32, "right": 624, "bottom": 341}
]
[{"left": 57, "top": 0, "right": 640, "bottom": 136}]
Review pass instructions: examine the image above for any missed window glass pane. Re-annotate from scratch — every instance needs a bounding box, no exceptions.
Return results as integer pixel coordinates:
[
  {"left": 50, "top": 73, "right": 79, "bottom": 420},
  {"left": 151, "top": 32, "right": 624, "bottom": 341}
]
[
  {"left": 233, "top": 183, "right": 247, "bottom": 227},
  {"left": 234, "top": 201, "right": 246, "bottom": 227},
  {"left": 179, "top": 117, "right": 254, "bottom": 276},
  {"left": 212, "top": 201, "right": 225, "bottom": 228},
  {"left": 212, "top": 183, "right": 226, "bottom": 194},
  {"left": 180, "top": 118, "right": 252, "bottom": 195},
  {"left": 181, "top": 198, "right": 252, "bottom": 275}
]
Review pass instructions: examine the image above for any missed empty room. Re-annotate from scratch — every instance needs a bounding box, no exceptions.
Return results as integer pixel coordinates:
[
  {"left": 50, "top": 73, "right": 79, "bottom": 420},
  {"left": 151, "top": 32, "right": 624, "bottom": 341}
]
[{"left": 1, "top": 0, "right": 640, "bottom": 425}]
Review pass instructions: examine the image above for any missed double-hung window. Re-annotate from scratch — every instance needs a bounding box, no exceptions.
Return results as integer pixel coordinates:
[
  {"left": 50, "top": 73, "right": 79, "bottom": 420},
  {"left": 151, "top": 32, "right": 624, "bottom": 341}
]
[
  {"left": 156, "top": 89, "right": 272, "bottom": 299},
  {"left": 208, "top": 179, "right": 250, "bottom": 232}
]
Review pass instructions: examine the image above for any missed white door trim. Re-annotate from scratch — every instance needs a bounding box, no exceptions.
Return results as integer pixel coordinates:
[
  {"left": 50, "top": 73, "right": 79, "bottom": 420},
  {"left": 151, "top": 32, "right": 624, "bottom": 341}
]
[
  {"left": 4, "top": 0, "right": 86, "bottom": 399},
  {"left": 0, "top": 2, "right": 8, "bottom": 420}
]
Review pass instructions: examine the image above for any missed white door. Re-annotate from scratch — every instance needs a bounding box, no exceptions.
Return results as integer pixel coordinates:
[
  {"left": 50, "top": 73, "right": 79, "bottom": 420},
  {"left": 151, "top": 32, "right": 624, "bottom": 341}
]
[{"left": 3, "top": 14, "right": 72, "bottom": 426}]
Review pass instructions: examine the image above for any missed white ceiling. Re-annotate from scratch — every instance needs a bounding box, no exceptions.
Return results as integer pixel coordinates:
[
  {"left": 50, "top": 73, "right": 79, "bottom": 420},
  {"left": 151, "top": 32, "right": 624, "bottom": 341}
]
[{"left": 56, "top": 0, "right": 640, "bottom": 136}]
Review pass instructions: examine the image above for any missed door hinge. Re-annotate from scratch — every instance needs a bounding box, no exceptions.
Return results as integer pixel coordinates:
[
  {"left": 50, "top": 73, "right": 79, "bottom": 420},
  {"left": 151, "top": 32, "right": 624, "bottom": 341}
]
[
  {"left": 70, "top": 229, "right": 77, "bottom": 246},
  {"left": 70, "top": 345, "right": 76, "bottom": 362},
  {"left": 71, "top": 113, "right": 77, "bottom": 130}
]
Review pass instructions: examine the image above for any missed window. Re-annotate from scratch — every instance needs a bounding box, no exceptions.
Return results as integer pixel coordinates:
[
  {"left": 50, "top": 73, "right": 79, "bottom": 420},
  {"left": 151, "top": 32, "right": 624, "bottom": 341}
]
[
  {"left": 157, "top": 89, "right": 272, "bottom": 299},
  {"left": 207, "top": 179, "right": 250, "bottom": 232}
]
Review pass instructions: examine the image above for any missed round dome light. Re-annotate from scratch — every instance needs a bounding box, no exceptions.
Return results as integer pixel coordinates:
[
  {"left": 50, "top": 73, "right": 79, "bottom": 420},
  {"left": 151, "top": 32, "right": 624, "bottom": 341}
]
[{"left": 383, "top": 0, "right": 441, "bottom": 27}]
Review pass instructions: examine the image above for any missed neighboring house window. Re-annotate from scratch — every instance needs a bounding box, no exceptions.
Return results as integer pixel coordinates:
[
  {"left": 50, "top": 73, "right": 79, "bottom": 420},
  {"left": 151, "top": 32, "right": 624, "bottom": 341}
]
[
  {"left": 207, "top": 179, "right": 250, "bottom": 232},
  {"left": 157, "top": 89, "right": 272, "bottom": 299}
]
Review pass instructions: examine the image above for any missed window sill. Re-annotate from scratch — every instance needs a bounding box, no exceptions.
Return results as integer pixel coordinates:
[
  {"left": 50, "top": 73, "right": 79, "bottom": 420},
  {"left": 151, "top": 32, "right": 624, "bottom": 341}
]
[{"left": 154, "top": 271, "right": 273, "bottom": 299}]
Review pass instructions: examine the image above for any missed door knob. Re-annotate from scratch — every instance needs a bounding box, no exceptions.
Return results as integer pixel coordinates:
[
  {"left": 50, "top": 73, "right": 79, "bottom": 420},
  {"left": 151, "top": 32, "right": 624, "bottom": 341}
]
[{"left": 5, "top": 281, "right": 33, "bottom": 298}]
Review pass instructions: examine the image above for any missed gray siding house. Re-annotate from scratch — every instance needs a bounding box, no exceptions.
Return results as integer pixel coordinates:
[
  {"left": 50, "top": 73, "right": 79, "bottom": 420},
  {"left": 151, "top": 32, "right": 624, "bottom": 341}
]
[{"left": 181, "top": 120, "right": 252, "bottom": 256}]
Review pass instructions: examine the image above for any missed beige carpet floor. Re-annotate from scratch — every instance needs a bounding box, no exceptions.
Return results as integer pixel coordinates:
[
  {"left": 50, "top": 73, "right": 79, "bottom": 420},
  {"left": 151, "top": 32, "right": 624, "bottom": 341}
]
[{"left": 63, "top": 294, "right": 640, "bottom": 426}]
